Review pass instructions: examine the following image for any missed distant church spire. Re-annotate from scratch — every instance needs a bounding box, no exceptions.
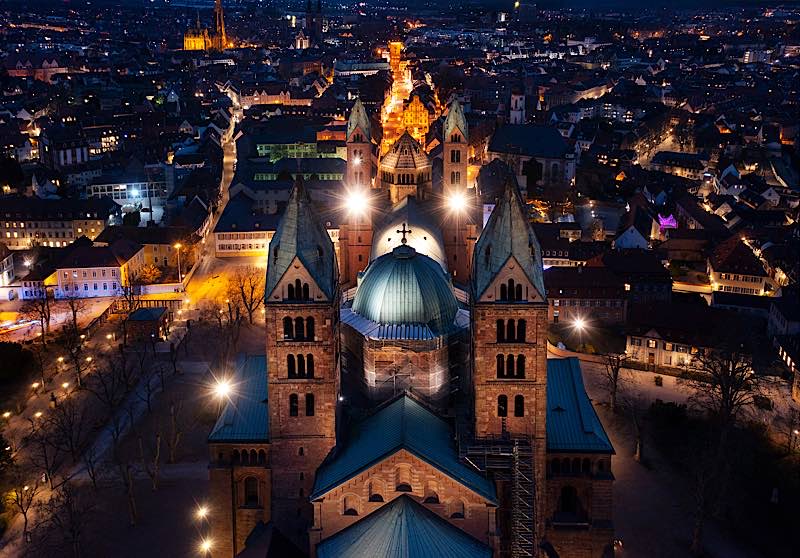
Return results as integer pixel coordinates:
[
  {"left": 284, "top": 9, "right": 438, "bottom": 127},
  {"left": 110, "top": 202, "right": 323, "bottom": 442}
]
[{"left": 347, "top": 98, "right": 371, "bottom": 142}]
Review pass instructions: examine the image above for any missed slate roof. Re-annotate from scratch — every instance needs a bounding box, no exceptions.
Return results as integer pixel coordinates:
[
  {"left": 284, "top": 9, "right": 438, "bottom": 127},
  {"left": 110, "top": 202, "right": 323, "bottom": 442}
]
[
  {"left": 208, "top": 355, "right": 269, "bottom": 443},
  {"left": 546, "top": 358, "right": 614, "bottom": 454},
  {"left": 380, "top": 131, "right": 431, "bottom": 171},
  {"left": 128, "top": 307, "right": 167, "bottom": 321},
  {"left": 264, "top": 177, "right": 338, "bottom": 300},
  {"left": 487, "top": 124, "right": 570, "bottom": 159},
  {"left": 347, "top": 98, "right": 371, "bottom": 141},
  {"left": 352, "top": 245, "right": 459, "bottom": 336},
  {"left": 709, "top": 236, "right": 767, "bottom": 277},
  {"left": 316, "top": 495, "right": 492, "bottom": 558},
  {"left": 443, "top": 99, "right": 468, "bottom": 141},
  {"left": 311, "top": 395, "right": 497, "bottom": 502},
  {"left": 213, "top": 192, "right": 282, "bottom": 234},
  {"left": 472, "top": 177, "right": 546, "bottom": 300}
]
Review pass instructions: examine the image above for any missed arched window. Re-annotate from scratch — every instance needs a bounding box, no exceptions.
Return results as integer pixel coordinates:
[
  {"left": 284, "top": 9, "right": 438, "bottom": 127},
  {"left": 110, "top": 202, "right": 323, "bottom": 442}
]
[
  {"left": 258, "top": 450, "right": 266, "bottom": 465},
  {"left": 497, "top": 395, "right": 508, "bottom": 417},
  {"left": 368, "top": 480, "right": 384, "bottom": 502},
  {"left": 296, "top": 354, "right": 305, "bottom": 377},
  {"left": 250, "top": 449, "right": 257, "bottom": 464},
  {"left": 514, "top": 395, "right": 524, "bottom": 417},
  {"left": 289, "top": 394, "right": 299, "bottom": 416},
  {"left": 395, "top": 467, "right": 412, "bottom": 492},
  {"left": 287, "top": 354, "right": 296, "bottom": 378},
  {"left": 508, "top": 279, "right": 516, "bottom": 301},
  {"left": 306, "top": 354, "right": 314, "bottom": 378},
  {"left": 343, "top": 495, "right": 359, "bottom": 516},
  {"left": 515, "top": 284, "right": 523, "bottom": 301},
  {"left": 582, "top": 458, "right": 591, "bottom": 475},
  {"left": 232, "top": 449, "right": 240, "bottom": 464},
  {"left": 287, "top": 283, "right": 295, "bottom": 300},
  {"left": 283, "top": 317, "right": 293, "bottom": 339},
  {"left": 551, "top": 459, "right": 561, "bottom": 475},
  {"left": 500, "top": 283, "right": 508, "bottom": 301},
  {"left": 506, "top": 320, "right": 515, "bottom": 341},
  {"left": 244, "top": 477, "right": 259, "bottom": 506},
  {"left": 559, "top": 486, "right": 578, "bottom": 515},
  {"left": 306, "top": 317, "right": 315, "bottom": 340},
  {"left": 496, "top": 354, "right": 505, "bottom": 378},
  {"left": 572, "top": 457, "right": 581, "bottom": 474},
  {"left": 298, "top": 446, "right": 304, "bottom": 456},
  {"left": 517, "top": 319, "right": 526, "bottom": 342},
  {"left": 516, "top": 354, "right": 526, "bottom": 378},
  {"left": 294, "top": 279, "right": 302, "bottom": 299},
  {"left": 496, "top": 320, "right": 505, "bottom": 342},
  {"left": 302, "top": 283, "right": 310, "bottom": 300},
  {"left": 424, "top": 481, "right": 440, "bottom": 504},
  {"left": 295, "top": 317, "right": 304, "bottom": 340},
  {"left": 450, "top": 500, "right": 465, "bottom": 519},
  {"left": 507, "top": 354, "right": 515, "bottom": 377},
  {"left": 305, "top": 393, "right": 315, "bottom": 416}
]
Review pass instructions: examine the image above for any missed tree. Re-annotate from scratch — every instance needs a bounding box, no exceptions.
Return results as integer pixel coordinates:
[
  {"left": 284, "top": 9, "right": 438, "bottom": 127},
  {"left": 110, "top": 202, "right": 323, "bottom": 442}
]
[
  {"left": 62, "top": 293, "right": 86, "bottom": 334},
  {"left": 687, "top": 347, "right": 760, "bottom": 556},
  {"left": 138, "top": 263, "right": 162, "bottom": 285},
  {"left": 227, "top": 265, "right": 265, "bottom": 324},
  {"left": 122, "top": 210, "right": 140, "bottom": 227},
  {"left": 166, "top": 399, "right": 184, "bottom": 464},
  {"left": 603, "top": 352, "right": 631, "bottom": 414},
  {"left": 20, "top": 287, "right": 53, "bottom": 345},
  {"left": 5, "top": 466, "right": 42, "bottom": 544},
  {"left": 45, "top": 398, "right": 91, "bottom": 463},
  {"left": 37, "top": 480, "right": 94, "bottom": 558}
]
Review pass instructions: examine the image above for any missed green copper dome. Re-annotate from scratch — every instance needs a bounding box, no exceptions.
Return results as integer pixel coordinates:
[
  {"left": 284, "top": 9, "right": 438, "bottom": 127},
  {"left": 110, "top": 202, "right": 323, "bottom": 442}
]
[{"left": 352, "top": 245, "right": 458, "bottom": 336}]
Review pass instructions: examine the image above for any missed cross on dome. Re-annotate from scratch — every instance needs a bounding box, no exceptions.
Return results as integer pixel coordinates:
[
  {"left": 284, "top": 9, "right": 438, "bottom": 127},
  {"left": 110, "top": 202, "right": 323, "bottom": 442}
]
[{"left": 397, "top": 222, "right": 412, "bottom": 244}]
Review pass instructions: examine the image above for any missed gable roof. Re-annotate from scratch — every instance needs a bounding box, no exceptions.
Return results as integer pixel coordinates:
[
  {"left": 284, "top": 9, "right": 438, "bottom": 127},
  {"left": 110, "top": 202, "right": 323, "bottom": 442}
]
[
  {"left": 316, "top": 495, "right": 492, "bottom": 558},
  {"left": 546, "top": 358, "right": 614, "bottom": 454},
  {"left": 208, "top": 355, "right": 269, "bottom": 443},
  {"left": 488, "top": 124, "right": 570, "bottom": 159},
  {"left": 311, "top": 395, "right": 497, "bottom": 502},
  {"left": 472, "top": 178, "right": 545, "bottom": 300},
  {"left": 264, "top": 177, "right": 338, "bottom": 300}
]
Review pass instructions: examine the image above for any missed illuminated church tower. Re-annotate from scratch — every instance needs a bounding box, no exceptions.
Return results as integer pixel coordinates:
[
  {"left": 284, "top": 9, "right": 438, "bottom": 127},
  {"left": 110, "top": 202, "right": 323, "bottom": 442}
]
[
  {"left": 443, "top": 99, "right": 468, "bottom": 196},
  {"left": 212, "top": 0, "right": 228, "bottom": 50}
]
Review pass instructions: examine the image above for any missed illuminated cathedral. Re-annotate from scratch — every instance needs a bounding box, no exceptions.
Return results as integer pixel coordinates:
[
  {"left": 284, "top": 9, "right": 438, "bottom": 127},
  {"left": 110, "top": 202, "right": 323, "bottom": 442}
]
[
  {"left": 206, "top": 100, "right": 616, "bottom": 558},
  {"left": 183, "top": 0, "right": 229, "bottom": 52}
]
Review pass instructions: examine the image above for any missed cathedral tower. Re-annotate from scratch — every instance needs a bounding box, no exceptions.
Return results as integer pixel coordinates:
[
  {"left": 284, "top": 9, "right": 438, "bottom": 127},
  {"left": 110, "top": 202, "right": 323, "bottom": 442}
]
[
  {"left": 443, "top": 99, "right": 468, "bottom": 196},
  {"left": 346, "top": 99, "right": 371, "bottom": 189},
  {"left": 265, "top": 178, "right": 339, "bottom": 548}
]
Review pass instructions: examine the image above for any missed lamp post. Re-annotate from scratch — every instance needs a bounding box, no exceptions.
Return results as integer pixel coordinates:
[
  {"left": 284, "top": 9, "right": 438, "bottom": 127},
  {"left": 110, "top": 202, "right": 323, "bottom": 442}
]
[{"left": 174, "top": 243, "right": 183, "bottom": 291}]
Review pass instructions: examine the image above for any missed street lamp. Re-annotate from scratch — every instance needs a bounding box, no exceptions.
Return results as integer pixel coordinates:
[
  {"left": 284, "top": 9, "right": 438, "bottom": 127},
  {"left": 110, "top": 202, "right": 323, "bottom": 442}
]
[
  {"left": 174, "top": 243, "right": 183, "bottom": 291},
  {"left": 446, "top": 190, "right": 468, "bottom": 214},
  {"left": 195, "top": 505, "right": 209, "bottom": 520},
  {"left": 199, "top": 539, "right": 213, "bottom": 554},
  {"left": 344, "top": 188, "right": 369, "bottom": 218}
]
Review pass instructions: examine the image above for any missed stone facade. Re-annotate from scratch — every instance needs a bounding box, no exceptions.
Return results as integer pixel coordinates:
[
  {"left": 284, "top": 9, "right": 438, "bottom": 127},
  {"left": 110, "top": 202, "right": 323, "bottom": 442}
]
[
  {"left": 309, "top": 449, "right": 499, "bottom": 556},
  {"left": 266, "top": 263, "right": 339, "bottom": 549}
]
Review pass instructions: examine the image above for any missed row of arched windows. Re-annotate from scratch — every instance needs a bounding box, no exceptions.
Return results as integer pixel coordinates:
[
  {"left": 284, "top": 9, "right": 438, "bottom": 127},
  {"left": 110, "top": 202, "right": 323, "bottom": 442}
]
[
  {"left": 549, "top": 457, "right": 605, "bottom": 477},
  {"left": 500, "top": 278, "right": 524, "bottom": 302},
  {"left": 287, "top": 279, "right": 311, "bottom": 301},
  {"left": 450, "top": 149, "right": 461, "bottom": 163},
  {"left": 343, "top": 478, "right": 466, "bottom": 519},
  {"left": 283, "top": 316, "right": 315, "bottom": 340},
  {"left": 287, "top": 354, "right": 315, "bottom": 378},
  {"left": 231, "top": 448, "right": 267, "bottom": 466},
  {"left": 496, "top": 354, "right": 525, "bottom": 378},
  {"left": 497, "top": 394, "right": 525, "bottom": 417},
  {"left": 496, "top": 319, "right": 526, "bottom": 343},
  {"left": 449, "top": 171, "right": 461, "bottom": 185},
  {"left": 289, "top": 393, "right": 315, "bottom": 416}
]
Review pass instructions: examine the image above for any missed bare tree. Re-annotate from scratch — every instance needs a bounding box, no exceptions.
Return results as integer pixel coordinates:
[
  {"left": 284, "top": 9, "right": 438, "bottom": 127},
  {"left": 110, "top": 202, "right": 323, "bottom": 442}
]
[
  {"left": 686, "top": 347, "right": 760, "bottom": 556},
  {"left": 62, "top": 323, "right": 85, "bottom": 388},
  {"left": 603, "top": 352, "right": 630, "bottom": 413},
  {"left": 45, "top": 398, "right": 91, "bottom": 463},
  {"left": 37, "top": 480, "right": 94, "bottom": 558},
  {"left": 138, "top": 430, "right": 161, "bottom": 491},
  {"left": 227, "top": 265, "right": 265, "bottom": 324},
  {"left": 203, "top": 298, "right": 244, "bottom": 368},
  {"left": 62, "top": 293, "right": 86, "bottom": 334},
  {"left": 82, "top": 446, "right": 100, "bottom": 491},
  {"left": 20, "top": 287, "right": 53, "bottom": 345},
  {"left": 29, "top": 428, "right": 66, "bottom": 490},
  {"left": 167, "top": 399, "right": 184, "bottom": 464},
  {"left": 5, "top": 466, "right": 42, "bottom": 543}
]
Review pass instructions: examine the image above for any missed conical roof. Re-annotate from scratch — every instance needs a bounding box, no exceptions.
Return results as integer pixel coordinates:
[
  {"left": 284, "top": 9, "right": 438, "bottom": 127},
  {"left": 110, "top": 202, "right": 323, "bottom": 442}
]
[
  {"left": 472, "top": 178, "right": 545, "bottom": 300},
  {"left": 347, "top": 98, "right": 371, "bottom": 142},
  {"left": 444, "top": 99, "right": 468, "bottom": 141},
  {"left": 380, "top": 131, "right": 430, "bottom": 170},
  {"left": 265, "top": 177, "right": 338, "bottom": 300}
]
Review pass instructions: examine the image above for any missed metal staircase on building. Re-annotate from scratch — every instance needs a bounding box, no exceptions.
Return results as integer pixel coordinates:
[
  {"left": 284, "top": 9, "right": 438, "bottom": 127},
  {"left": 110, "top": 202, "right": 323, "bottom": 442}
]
[{"left": 459, "top": 435, "right": 537, "bottom": 558}]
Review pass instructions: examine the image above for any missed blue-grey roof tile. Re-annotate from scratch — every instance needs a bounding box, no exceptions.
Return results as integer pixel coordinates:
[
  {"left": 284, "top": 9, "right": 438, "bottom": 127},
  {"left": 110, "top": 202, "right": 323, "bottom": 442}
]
[{"left": 208, "top": 355, "right": 269, "bottom": 443}]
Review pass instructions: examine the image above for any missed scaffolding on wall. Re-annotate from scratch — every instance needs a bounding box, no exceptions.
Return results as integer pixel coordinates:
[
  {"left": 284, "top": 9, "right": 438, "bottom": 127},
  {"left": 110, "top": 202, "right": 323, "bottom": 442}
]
[{"left": 459, "top": 431, "right": 538, "bottom": 558}]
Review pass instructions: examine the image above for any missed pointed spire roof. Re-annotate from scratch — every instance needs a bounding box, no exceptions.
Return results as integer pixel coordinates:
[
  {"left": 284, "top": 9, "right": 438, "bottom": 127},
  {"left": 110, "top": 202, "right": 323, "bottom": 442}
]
[
  {"left": 265, "top": 176, "right": 338, "bottom": 301},
  {"left": 472, "top": 177, "right": 545, "bottom": 300},
  {"left": 444, "top": 99, "right": 468, "bottom": 141},
  {"left": 347, "top": 99, "right": 371, "bottom": 142}
]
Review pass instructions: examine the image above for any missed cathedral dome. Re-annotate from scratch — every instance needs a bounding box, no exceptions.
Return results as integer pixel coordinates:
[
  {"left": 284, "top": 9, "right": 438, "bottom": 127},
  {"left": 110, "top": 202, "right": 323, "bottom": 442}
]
[{"left": 352, "top": 244, "right": 458, "bottom": 335}]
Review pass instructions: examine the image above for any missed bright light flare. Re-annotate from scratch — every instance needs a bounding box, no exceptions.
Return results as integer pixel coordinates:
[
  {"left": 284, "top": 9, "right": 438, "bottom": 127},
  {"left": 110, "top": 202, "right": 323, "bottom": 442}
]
[
  {"left": 199, "top": 538, "right": 213, "bottom": 553},
  {"left": 345, "top": 189, "right": 369, "bottom": 217},
  {"left": 446, "top": 191, "right": 468, "bottom": 213},
  {"left": 572, "top": 317, "right": 587, "bottom": 331},
  {"left": 213, "top": 379, "right": 232, "bottom": 400},
  {"left": 196, "top": 505, "right": 209, "bottom": 520}
]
